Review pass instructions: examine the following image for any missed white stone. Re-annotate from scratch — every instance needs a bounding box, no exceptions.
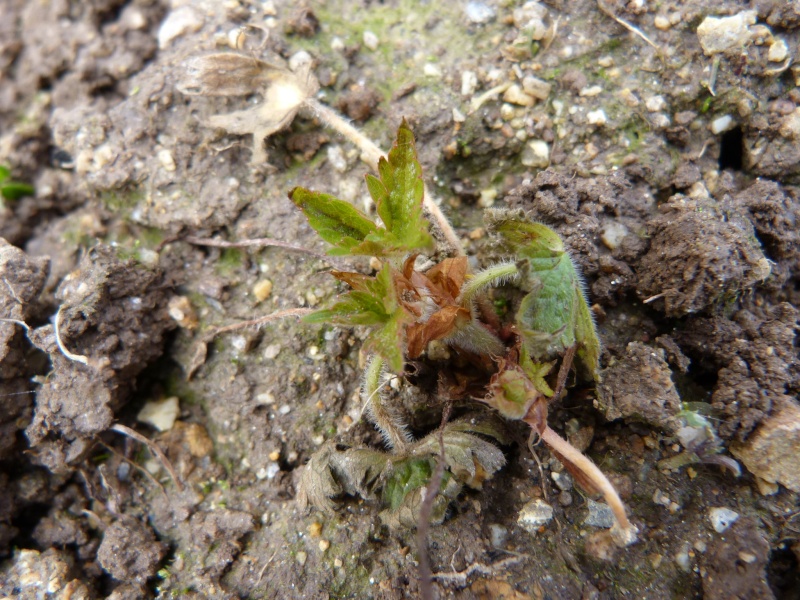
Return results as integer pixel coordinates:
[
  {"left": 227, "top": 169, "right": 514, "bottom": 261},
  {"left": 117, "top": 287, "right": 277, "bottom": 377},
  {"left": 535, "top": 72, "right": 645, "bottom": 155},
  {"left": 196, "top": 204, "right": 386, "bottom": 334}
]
[
  {"left": 137, "top": 396, "right": 180, "bottom": 432},
  {"left": 710, "top": 114, "right": 735, "bottom": 134},
  {"left": 601, "top": 221, "right": 629, "bottom": 250},
  {"left": 158, "top": 7, "right": 203, "bottom": 49},
  {"left": 157, "top": 149, "right": 176, "bottom": 171},
  {"left": 708, "top": 507, "right": 739, "bottom": 532},
  {"left": 461, "top": 70, "right": 478, "bottom": 96},
  {"left": 645, "top": 95, "right": 667, "bottom": 112},
  {"left": 363, "top": 31, "right": 379, "bottom": 50},
  {"left": 696, "top": 11, "right": 757, "bottom": 56},
  {"left": 587, "top": 109, "right": 607, "bottom": 126},
  {"left": 423, "top": 63, "right": 442, "bottom": 78},
  {"left": 521, "top": 140, "right": 550, "bottom": 168},
  {"left": 768, "top": 39, "right": 789, "bottom": 62},
  {"left": 517, "top": 499, "right": 554, "bottom": 533},
  {"left": 503, "top": 84, "right": 535, "bottom": 107}
]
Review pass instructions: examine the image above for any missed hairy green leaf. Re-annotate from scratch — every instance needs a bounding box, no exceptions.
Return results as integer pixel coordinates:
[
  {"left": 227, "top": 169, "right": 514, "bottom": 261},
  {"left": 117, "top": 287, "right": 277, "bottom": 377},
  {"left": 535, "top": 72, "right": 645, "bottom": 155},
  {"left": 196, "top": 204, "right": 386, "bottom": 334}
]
[
  {"left": 487, "top": 209, "right": 600, "bottom": 380},
  {"left": 305, "top": 264, "right": 407, "bottom": 372},
  {"left": 365, "top": 120, "right": 433, "bottom": 253},
  {"left": 289, "top": 187, "right": 378, "bottom": 255}
]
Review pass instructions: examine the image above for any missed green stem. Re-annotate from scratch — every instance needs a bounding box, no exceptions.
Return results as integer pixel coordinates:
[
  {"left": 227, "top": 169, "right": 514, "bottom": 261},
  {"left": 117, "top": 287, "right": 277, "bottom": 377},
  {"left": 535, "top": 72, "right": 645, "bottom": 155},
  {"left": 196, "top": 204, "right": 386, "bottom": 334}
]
[
  {"left": 459, "top": 262, "right": 518, "bottom": 307},
  {"left": 362, "top": 356, "right": 410, "bottom": 451}
]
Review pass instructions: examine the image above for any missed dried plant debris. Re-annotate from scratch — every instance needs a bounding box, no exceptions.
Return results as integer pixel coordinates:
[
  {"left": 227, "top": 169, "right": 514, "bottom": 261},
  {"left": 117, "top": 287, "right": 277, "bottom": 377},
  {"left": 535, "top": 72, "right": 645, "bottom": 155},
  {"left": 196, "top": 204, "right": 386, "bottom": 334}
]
[
  {"left": 298, "top": 418, "right": 507, "bottom": 528},
  {"left": 179, "top": 53, "right": 319, "bottom": 164}
]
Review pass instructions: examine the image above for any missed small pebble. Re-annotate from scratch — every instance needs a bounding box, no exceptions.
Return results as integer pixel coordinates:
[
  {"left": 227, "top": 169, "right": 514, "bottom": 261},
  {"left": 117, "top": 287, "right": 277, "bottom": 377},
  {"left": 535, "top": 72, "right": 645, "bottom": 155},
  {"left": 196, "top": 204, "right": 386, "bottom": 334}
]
[
  {"left": 158, "top": 6, "right": 203, "bottom": 49},
  {"left": 696, "top": 11, "right": 757, "bottom": 56},
  {"left": 253, "top": 279, "right": 273, "bottom": 303},
  {"left": 601, "top": 221, "right": 629, "bottom": 250},
  {"left": 488, "top": 524, "right": 507, "bottom": 548},
  {"left": 558, "top": 491, "right": 573, "bottom": 506},
  {"left": 767, "top": 38, "right": 788, "bottom": 63},
  {"left": 268, "top": 450, "right": 281, "bottom": 462},
  {"left": 363, "top": 31, "right": 379, "bottom": 50},
  {"left": 579, "top": 85, "right": 603, "bottom": 97},
  {"left": 517, "top": 499, "right": 553, "bottom": 534},
  {"left": 296, "top": 551, "right": 307, "bottom": 567},
  {"left": 157, "top": 149, "right": 176, "bottom": 171},
  {"left": 708, "top": 507, "right": 739, "bottom": 532},
  {"left": 465, "top": 1, "right": 495, "bottom": 24},
  {"left": 308, "top": 522, "right": 322, "bottom": 537},
  {"left": 584, "top": 499, "right": 615, "bottom": 528},
  {"left": 461, "top": 70, "right": 478, "bottom": 96},
  {"left": 264, "top": 344, "right": 281, "bottom": 360},
  {"left": 319, "top": 540, "right": 330, "bottom": 552},
  {"left": 423, "top": 63, "right": 442, "bottom": 78},
  {"left": 654, "top": 14, "right": 671, "bottom": 30},
  {"left": 587, "top": 109, "right": 607, "bottom": 126},
  {"left": 503, "top": 84, "right": 535, "bottom": 107},
  {"left": 710, "top": 114, "right": 735, "bottom": 134},
  {"left": 137, "top": 397, "right": 180, "bottom": 432},
  {"left": 333, "top": 558, "right": 343, "bottom": 568},
  {"left": 645, "top": 95, "right": 666, "bottom": 112},
  {"left": 521, "top": 140, "right": 550, "bottom": 168}
]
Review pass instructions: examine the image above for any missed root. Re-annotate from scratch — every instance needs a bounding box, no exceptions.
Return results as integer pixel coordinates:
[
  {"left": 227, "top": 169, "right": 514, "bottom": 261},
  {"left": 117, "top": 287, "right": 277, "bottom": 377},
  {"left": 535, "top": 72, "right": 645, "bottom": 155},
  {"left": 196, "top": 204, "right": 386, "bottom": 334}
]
[
  {"left": 432, "top": 555, "right": 525, "bottom": 588},
  {"left": 597, "top": 0, "right": 661, "bottom": 54},
  {"left": 54, "top": 306, "right": 91, "bottom": 366},
  {"left": 110, "top": 424, "right": 184, "bottom": 492}
]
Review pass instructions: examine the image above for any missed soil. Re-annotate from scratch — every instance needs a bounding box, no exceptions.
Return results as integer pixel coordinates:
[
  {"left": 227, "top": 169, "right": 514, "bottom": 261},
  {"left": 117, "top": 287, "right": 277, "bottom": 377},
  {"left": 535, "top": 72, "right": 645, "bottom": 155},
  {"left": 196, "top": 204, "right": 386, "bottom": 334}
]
[{"left": 1, "top": 1, "right": 799, "bottom": 599}]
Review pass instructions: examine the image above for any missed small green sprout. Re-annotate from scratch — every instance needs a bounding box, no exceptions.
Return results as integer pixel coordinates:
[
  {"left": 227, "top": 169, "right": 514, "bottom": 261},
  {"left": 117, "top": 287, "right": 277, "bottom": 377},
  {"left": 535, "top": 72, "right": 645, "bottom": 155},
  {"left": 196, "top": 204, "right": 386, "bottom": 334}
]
[
  {"left": 290, "top": 122, "right": 635, "bottom": 543},
  {"left": 0, "top": 165, "right": 35, "bottom": 202}
]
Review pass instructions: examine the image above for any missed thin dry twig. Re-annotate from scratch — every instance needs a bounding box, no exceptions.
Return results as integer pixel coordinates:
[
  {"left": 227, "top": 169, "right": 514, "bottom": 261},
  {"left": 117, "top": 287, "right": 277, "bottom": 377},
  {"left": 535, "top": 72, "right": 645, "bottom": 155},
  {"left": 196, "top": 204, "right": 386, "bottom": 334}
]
[
  {"left": 418, "top": 401, "right": 454, "bottom": 600},
  {"left": 597, "top": 0, "right": 661, "bottom": 53},
  {"left": 211, "top": 307, "right": 314, "bottom": 336},
  {"left": 96, "top": 439, "right": 168, "bottom": 498},
  {"left": 185, "top": 235, "right": 333, "bottom": 261},
  {"left": 109, "top": 424, "right": 184, "bottom": 492},
  {"left": 432, "top": 555, "right": 525, "bottom": 588}
]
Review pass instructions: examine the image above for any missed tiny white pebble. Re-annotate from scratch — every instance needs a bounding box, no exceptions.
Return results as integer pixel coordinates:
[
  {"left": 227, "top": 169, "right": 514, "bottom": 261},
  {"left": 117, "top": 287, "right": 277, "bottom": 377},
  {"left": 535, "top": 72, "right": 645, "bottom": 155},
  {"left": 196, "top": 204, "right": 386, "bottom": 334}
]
[
  {"left": 363, "top": 31, "right": 379, "bottom": 50},
  {"left": 587, "top": 109, "right": 607, "bottom": 126},
  {"left": 710, "top": 114, "right": 735, "bottom": 134},
  {"left": 278, "top": 404, "right": 291, "bottom": 415}
]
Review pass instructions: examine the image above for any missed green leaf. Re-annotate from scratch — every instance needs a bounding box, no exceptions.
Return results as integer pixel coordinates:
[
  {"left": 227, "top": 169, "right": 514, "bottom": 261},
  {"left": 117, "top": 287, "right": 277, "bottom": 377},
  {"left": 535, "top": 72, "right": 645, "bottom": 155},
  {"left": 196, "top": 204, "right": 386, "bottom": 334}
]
[
  {"left": 383, "top": 457, "right": 436, "bottom": 510},
  {"left": 366, "top": 121, "right": 433, "bottom": 253},
  {"left": 0, "top": 165, "right": 10, "bottom": 182},
  {"left": 488, "top": 209, "right": 600, "bottom": 380},
  {"left": 289, "top": 187, "right": 379, "bottom": 255},
  {"left": 305, "top": 264, "right": 407, "bottom": 372},
  {"left": 1, "top": 182, "right": 35, "bottom": 201}
]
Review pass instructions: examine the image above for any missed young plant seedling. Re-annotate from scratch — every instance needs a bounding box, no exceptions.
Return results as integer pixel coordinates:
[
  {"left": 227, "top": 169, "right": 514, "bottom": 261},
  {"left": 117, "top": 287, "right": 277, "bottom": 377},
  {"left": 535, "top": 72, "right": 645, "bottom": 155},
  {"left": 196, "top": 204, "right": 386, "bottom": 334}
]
[
  {"left": 290, "top": 121, "right": 637, "bottom": 544},
  {"left": 0, "top": 165, "right": 35, "bottom": 203}
]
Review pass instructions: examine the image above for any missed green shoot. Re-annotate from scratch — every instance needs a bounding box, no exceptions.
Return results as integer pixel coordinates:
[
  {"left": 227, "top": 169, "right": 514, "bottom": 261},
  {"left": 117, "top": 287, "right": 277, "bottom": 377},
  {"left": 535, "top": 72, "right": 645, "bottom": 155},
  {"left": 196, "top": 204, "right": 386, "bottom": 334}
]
[{"left": 0, "top": 165, "right": 35, "bottom": 202}]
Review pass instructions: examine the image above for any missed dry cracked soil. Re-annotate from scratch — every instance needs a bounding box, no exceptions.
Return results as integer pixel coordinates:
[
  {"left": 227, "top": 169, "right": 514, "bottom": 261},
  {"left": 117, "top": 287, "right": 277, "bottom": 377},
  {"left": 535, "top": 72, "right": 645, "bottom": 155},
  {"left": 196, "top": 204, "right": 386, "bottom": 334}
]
[{"left": 1, "top": 0, "right": 800, "bottom": 599}]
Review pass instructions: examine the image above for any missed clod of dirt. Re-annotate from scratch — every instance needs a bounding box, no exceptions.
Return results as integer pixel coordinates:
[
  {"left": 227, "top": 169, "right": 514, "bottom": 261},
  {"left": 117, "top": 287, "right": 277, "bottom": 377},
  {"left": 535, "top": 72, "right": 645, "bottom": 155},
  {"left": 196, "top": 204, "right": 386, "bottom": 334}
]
[
  {"left": 0, "top": 239, "right": 48, "bottom": 459},
  {"left": 186, "top": 509, "right": 254, "bottom": 578},
  {"left": 25, "top": 245, "right": 174, "bottom": 473},
  {"left": 97, "top": 517, "right": 166, "bottom": 584},
  {"left": 596, "top": 342, "right": 682, "bottom": 432},
  {"left": 734, "top": 179, "right": 800, "bottom": 289},
  {"left": 674, "top": 302, "right": 798, "bottom": 440},
  {"left": 336, "top": 84, "right": 381, "bottom": 122},
  {"left": 0, "top": 548, "right": 92, "bottom": 599},
  {"left": 730, "top": 398, "right": 800, "bottom": 492},
  {"left": 700, "top": 518, "right": 773, "bottom": 600},
  {"left": 636, "top": 194, "right": 770, "bottom": 317}
]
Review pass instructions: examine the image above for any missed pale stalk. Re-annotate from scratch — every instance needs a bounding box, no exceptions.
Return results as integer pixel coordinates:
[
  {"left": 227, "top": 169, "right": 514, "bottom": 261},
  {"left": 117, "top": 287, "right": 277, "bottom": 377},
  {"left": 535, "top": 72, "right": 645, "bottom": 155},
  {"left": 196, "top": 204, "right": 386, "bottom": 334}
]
[
  {"left": 539, "top": 425, "right": 637, "bottom": 544},
  {"left": 304, "top": 98, "right": 465, "bottom": 256}
]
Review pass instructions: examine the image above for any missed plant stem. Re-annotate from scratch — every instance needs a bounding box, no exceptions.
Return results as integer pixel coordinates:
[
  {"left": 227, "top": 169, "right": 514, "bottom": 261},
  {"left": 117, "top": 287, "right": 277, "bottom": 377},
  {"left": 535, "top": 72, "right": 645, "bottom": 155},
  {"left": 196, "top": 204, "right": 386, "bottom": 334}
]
[
  {"left": 539, "top": 425, "right": 636, "bottom": 543},
  {"left": 459, "top": 261, "right": 518, "bottom": 307},
  {"left": 304, "top": 98, "right": 465, "bottom": 256},
  {"left": 362, "top": 356, "right": 410, "bottom": 451}
]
